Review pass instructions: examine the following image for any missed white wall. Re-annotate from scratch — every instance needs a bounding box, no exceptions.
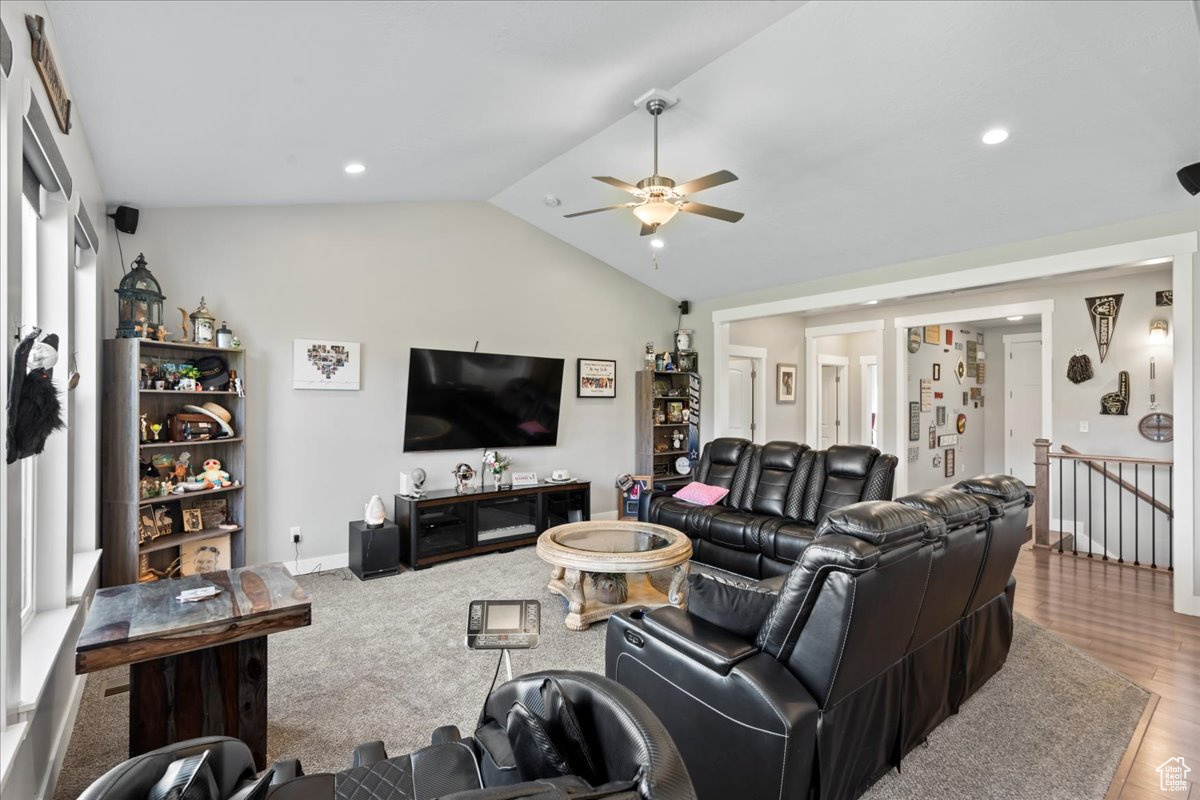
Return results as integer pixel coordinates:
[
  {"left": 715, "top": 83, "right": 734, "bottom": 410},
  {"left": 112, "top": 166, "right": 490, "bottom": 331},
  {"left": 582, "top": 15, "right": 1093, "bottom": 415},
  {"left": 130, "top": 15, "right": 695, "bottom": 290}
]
[
  {"left": 728, "top": 314, "right": 803, "bottom": 441},
  {"left": 101, "top": 202, "right": 678, "bottom": 567}
]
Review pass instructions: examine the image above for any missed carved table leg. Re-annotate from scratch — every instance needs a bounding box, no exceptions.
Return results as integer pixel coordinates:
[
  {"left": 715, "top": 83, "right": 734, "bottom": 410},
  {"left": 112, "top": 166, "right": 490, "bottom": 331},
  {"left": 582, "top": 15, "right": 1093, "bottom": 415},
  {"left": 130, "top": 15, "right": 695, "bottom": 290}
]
[
  {"left": 668, "top": 561, "right": 690, "bottom": 608},
  {"left": 561, "top": 569, "right": 589, "bottom": 631}
]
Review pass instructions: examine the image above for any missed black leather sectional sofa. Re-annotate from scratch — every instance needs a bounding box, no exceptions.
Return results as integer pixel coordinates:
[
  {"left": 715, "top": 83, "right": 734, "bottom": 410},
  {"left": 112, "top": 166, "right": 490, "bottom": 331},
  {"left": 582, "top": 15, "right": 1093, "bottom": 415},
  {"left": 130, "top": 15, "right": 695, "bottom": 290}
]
[
  {"left": 610, "top": 475, "right": 1033, "bottom": 800},
  {"left": 641, "top": 438, "right": 898, "bottom": 579}
]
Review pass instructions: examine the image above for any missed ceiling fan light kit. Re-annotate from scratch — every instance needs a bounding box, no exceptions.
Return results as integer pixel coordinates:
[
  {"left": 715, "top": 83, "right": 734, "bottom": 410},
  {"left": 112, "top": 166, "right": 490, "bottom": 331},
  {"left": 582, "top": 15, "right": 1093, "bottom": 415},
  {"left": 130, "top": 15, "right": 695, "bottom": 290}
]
[{"left": 564, "top": 91, "right": 744, "bottom": 236}]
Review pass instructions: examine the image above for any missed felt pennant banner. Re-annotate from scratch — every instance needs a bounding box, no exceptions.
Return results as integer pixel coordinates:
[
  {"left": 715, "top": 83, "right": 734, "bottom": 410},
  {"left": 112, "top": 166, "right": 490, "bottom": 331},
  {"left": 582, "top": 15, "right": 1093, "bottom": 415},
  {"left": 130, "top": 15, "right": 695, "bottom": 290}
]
[{"left": 1085, "top": 294, "right": 1123, "bottom": 362}]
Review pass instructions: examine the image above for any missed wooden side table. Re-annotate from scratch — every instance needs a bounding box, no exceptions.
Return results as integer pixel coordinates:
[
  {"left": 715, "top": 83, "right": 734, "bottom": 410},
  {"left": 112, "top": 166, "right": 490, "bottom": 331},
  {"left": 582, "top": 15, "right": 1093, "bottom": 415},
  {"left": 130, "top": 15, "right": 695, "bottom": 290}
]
[{"left": 76, "top": 562, "right": 311, "bottom": 769}]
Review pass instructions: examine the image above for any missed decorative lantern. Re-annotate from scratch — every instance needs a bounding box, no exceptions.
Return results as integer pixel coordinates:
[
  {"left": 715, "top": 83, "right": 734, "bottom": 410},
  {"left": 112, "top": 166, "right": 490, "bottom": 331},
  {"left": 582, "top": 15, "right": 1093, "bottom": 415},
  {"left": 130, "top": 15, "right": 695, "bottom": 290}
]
[
  {"left": 115, "top": 253, "right": 164, "bottom": 339},
  {"left": 189, "top": 297, "right": 216, "bottom": 345},
  {"left": 674, "top": 329, "right": 693, "bottom": 351}
]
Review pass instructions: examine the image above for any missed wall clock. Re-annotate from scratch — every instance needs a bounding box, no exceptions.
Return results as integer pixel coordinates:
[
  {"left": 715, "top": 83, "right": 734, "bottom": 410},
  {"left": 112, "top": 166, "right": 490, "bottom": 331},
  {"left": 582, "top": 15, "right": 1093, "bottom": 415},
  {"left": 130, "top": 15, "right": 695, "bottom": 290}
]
[{"left": 1137, "top": 413, "right": 1173, "bottom": 442}]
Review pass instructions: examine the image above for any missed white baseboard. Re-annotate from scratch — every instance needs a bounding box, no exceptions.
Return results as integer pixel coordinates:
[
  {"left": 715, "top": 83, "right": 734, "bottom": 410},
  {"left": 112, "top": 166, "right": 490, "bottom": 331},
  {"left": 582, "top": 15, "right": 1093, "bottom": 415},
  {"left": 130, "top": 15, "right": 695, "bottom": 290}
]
[{"left": 284, "top": 512, "right": 618, "bottom": 576}]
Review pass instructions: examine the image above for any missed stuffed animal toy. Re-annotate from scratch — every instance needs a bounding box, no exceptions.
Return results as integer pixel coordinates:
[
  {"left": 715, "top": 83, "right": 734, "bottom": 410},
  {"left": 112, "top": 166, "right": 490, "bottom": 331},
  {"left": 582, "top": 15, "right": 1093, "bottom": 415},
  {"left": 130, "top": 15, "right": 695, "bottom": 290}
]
[
  {"left": 6, "top": 330, "right": 65, "bottom": 464},
  {"left": 194, "top": 458, "right": 231, "bottom": 488}
]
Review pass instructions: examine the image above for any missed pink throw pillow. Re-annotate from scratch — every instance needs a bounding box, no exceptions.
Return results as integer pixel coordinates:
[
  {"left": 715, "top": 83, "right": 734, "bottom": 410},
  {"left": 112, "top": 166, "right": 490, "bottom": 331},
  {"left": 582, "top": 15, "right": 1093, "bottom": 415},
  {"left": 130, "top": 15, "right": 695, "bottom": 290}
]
[{"left": 674, "top": 481, "right": 730, "bottom": 506}]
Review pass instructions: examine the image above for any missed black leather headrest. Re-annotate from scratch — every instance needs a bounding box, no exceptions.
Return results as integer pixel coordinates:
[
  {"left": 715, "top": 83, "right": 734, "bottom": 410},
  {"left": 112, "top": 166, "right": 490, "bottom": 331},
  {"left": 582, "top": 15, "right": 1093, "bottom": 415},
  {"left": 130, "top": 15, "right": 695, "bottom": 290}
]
[
  {"left": 897, "top": 488, "right": 989, "bottom": 528},
  {"left": 955, "top": 475, "right": 1033, "bottom": 507},
  {"left": 707, "top": 438, "right": 750, "bottom": 466},
  {"left": 823, "top": 445, "right": 878, "bottom": 477},
  {"left": 816, "top": 500, "right": 944, "bottom": 547},
  {"left": 760, "top": 441, "right": 806, "bottom": 471}
]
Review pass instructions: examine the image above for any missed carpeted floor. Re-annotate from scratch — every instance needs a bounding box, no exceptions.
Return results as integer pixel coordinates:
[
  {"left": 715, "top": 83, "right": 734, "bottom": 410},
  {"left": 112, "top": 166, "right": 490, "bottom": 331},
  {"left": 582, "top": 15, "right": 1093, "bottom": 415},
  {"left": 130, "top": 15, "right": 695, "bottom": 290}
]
[{"left": 54, "top": 548, "right": 1148, "bottom": 799}]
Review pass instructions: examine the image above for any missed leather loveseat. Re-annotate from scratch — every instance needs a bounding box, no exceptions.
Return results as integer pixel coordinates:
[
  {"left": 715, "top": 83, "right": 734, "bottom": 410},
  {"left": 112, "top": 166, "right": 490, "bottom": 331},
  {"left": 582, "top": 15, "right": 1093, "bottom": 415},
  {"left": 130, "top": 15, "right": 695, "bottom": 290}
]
[
  {"left": 641, "top": 438, "right": 898, "bottom": 579},
  {"left": 608, "top": 476, "right": 1032, "bottom": 800},
  {"left": 77, "top": 672, "right": 697, "bottom": 800}
]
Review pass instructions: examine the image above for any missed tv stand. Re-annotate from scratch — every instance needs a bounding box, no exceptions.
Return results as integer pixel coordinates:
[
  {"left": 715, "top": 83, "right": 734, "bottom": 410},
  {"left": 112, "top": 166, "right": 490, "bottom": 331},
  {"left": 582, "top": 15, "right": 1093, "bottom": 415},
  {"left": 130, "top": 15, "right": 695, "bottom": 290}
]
[{"left": 394, "top": 481, "right": 590, "bottom": 569}]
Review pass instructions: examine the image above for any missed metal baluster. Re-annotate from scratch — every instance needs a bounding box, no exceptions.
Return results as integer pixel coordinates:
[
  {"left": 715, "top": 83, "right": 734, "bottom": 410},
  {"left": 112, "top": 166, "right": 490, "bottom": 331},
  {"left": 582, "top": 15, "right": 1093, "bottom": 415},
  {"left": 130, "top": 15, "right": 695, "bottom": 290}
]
[
  {"left": 1058, "top": 457, "right": 1064, "bottom": 554},
  {"left": 1168, "top": 464, "right": 1174, "bottom": 572},
  {"left": 1151, "top": 464, "right": 1156, "bottom": 570},
  {"left": 1087, "top": 465, "right": 1093, "bottom": 558},
  {"left": 1133, "top": 464, "right": 1140, "bottom": 567},
  {"left": 1102, "top": 461, "right": 1108, "bottom": 561},
  {"left": 1117, "top": 462, "right": 1123, "bottom": 564},
  {"left": 1073, "top": 459, "right": 1083, "bottom": 557}
]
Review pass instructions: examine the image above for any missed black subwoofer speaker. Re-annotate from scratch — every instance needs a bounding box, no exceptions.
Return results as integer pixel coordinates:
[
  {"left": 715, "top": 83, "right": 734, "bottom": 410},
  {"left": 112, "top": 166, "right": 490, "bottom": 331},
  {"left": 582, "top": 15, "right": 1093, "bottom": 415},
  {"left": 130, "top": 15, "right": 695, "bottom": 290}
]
[
  {"left": 108, "top": 205, "right": 139, "bottom": 234},
  {"left": 1178, "top": 162, "right": 1200, "bottom": 196},
  {"left": 349, "top": 520, "right": 401, "bottom": 580}
]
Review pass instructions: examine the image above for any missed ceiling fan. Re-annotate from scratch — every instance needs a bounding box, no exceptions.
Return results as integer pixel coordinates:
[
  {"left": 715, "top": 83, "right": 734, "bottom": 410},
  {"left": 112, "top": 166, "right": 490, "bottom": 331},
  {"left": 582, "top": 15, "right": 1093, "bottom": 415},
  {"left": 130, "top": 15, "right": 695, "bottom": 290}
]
[{"left": 563, "top": 95, "right": 744, "bottom": 236}]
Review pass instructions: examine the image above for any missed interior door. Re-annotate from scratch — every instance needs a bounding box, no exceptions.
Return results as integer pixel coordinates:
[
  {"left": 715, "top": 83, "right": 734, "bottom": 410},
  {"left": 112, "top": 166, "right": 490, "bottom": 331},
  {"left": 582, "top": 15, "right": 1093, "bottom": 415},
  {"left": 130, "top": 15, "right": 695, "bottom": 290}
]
[
  {"left": 819, "top": 364, "right": 843, "bottom": 447},
  {"left": 1005, "top": 339, "right": 1042, "bottom": 484},
  {"left": 727, "top": 356, "right": 754, "bottom": 440}
]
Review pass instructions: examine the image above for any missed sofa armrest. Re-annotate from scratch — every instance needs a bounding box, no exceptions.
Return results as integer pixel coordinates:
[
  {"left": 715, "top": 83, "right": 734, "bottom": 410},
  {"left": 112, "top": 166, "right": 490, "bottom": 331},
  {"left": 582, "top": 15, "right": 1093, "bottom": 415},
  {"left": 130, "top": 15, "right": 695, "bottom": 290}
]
[
  {"left": 640, "top": 606, "right": 759, "bottom": 675},
  {"left": 638, "top": 488, "right": 678, "bottom": 522}
]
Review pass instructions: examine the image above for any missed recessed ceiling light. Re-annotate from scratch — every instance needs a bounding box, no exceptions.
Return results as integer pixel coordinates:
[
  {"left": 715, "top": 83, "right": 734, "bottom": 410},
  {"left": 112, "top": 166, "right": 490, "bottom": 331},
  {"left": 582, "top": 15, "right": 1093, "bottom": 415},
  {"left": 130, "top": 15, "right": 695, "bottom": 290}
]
[
  {"left": 344, "top": 163, "right": 366, "bottom": 174},
  {"left": 1006, "top": 315, "right": 1024, "bottom": 321},
  {"left": 650, "top": 238, "right": 665, "bottom": 249},
  {"left": 862, "top": 299, "right": 879, "bottom": 305},
  {"left": 981, "top": 128, "right": 1009, "bottom": 145}
]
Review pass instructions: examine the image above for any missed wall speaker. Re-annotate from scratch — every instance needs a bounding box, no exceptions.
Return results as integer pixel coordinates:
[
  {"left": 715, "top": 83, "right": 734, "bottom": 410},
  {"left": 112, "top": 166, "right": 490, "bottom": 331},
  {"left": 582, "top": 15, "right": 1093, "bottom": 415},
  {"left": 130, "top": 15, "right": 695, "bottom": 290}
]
[
  {"left": 678, "top": 300, "right": 690, "bottom": 315},
  {"left": 1178, "top": 163, "right": 1200, "bottom": 196},
  {"left": 108, "top": 205, "right": 139, "bottom": 234}
]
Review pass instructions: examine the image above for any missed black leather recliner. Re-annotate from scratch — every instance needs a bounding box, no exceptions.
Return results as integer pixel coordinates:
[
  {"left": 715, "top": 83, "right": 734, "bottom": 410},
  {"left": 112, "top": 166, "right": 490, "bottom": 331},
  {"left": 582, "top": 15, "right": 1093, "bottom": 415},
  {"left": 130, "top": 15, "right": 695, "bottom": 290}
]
[
  {"left": 76, "top": 672, "right": 696, "bottom": 800},
  {"left": 608, "top": 477, "right": 1031, "bottom": 800},
  {"left": 642, "top": 439, "right": 898, "bottom": 579}
]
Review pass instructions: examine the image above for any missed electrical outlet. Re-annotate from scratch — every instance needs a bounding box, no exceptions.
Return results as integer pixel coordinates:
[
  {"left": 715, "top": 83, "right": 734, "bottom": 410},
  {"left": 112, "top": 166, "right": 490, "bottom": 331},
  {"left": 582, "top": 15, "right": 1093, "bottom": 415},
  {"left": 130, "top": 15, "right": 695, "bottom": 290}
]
[
  {"left": 290, "top": 526, "right": 302, "bottom": 543},
  {"left": 1079, "top": 421, "right": 1089, "bottom": 433}
]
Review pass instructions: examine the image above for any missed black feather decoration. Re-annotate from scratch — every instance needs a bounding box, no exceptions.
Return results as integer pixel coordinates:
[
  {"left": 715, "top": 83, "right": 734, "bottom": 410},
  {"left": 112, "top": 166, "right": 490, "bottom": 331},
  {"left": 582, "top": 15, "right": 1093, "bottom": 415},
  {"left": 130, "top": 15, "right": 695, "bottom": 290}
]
[{"left": 6, "top": 331, "right": 66, "bottom": 463}]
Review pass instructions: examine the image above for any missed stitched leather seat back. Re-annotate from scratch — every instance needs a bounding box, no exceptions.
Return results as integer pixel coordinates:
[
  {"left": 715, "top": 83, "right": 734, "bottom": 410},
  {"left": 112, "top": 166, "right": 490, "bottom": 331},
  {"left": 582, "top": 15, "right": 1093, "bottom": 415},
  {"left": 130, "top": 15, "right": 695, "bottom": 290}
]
[
  {"left": 739, "top": 441, "right": 808, "bottom": 516},
  {"left": 896, "top": 488, "right": 990, "bottom": 647},
  {"left": 800, "top": 446, "right": 897, "bottom": 525},
  {"left": 755, "top": 502, "right": 941, "bottom": 708},
  {"left": 694, "top": 438, "right": 752, "bottom": 506},
  {"left": 482, "top": 671, "right": 694, "bottom": 799},
  {"left": 954, "top": 475, "right": 1033, "bottom": 615}
]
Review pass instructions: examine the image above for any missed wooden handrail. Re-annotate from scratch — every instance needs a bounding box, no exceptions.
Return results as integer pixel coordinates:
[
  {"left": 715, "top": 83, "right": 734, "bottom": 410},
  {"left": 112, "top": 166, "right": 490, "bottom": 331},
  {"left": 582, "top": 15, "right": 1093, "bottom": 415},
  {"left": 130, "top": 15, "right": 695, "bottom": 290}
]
[
  {"left": 1059, "top": 444, "right": 1172, "bottom": 517},
  {"left": 1049, "top": 450, "right": 1173, "bottom": 467}
]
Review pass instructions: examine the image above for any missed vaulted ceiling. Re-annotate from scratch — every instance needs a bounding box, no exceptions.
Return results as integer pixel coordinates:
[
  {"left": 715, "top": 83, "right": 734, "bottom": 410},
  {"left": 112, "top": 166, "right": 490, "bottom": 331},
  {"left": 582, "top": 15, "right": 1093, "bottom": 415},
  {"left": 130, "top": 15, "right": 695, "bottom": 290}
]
[{"left": 47, "top": 1, "right": 1200, "bottom": 300}]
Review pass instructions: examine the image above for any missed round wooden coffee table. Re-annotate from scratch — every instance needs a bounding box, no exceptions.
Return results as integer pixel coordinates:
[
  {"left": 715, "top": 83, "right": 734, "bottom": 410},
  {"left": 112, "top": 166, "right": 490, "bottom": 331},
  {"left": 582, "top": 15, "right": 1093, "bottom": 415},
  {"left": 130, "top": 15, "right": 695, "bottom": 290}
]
[{"left": 536, "top": 520, "right": 692, "bottom": 631}]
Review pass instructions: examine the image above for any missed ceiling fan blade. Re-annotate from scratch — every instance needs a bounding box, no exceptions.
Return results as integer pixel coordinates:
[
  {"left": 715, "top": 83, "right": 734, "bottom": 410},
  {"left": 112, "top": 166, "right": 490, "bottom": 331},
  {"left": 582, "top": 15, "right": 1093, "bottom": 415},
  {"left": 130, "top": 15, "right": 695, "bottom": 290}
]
[
  {"left": 675, "top": 170, "right": 738, "bottom": 196},
  {"left": 640, "top": 222, "right": 658, "bottom": 236},
  {"left": 592, "top": 176, "right": 643, "bottom": 194},
  {"left": 679, "top": 201, "right": 744, "bottom": 223},
  {"left": 563, "top": 203, "right": 635, "bottom": 218}
]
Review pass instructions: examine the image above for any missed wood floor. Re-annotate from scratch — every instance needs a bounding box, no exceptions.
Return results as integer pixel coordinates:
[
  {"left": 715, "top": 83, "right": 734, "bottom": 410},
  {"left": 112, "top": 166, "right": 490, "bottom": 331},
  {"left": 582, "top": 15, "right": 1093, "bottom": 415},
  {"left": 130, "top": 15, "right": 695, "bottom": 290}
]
[{"left": 1013, "top": 547, "right": 1200, "bottom": 799}]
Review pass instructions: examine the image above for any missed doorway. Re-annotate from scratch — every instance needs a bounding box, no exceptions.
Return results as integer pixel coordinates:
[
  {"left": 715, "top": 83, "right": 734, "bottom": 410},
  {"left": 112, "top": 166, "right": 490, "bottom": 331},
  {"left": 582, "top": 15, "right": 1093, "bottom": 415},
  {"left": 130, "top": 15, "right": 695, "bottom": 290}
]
[
  {"left": 727, "top": 345, "right": 767, "bottom": 443},
  {"left": 817, "top": 356, "right": 849, "bottom": 448},
  {"left": 804, "top": 320, "right": 885, "bottom": 447},
  {"left": 860, "top": 356, "right": 879, "bottom": 447},
  {"left": 1004, "top": 333, "right": 1042, "bottom": 485}
]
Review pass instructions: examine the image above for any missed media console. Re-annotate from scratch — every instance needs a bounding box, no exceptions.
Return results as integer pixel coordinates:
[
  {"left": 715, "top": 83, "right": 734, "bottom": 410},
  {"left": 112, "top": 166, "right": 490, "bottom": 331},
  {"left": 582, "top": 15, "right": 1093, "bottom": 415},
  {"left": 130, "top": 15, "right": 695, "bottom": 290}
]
[{"left": 394, "top": 481, "right": 591, "bottom": 569}]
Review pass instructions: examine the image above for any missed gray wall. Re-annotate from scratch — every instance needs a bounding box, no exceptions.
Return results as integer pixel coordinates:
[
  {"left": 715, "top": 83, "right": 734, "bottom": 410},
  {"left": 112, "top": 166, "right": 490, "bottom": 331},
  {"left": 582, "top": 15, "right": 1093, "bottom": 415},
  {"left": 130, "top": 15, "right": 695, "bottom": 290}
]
[
  {"left": 729, "top": 314, "right": 804, "bottom": 441},
  {"left": 103, "top": 203, "right": 678, "bottom": 566}
]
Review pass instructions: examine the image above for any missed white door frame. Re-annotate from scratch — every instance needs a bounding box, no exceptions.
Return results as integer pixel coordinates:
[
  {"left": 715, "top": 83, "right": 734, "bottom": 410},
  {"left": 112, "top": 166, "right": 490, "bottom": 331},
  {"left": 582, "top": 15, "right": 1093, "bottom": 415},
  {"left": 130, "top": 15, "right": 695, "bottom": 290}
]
[
  {"left": 1003, "top": 331, "right": 1043, "bottom": 481},
  {"left": 728, "top": 345, "right": 768, "bottom": 443},
  {"left": 804, "top": 319, "right": 885, "bottom": 446},
  {"left": 860, "top": 355, "right": 879, "bottom": 447},
  {"left": 816, "top": 355, "right": 850, "bottom": 445},
  {"left": 709, "top": 232, "right": 1196, "bottom": 616},
  {"left": 893, "top": 300, "right": 1055, "bottom": 497}
]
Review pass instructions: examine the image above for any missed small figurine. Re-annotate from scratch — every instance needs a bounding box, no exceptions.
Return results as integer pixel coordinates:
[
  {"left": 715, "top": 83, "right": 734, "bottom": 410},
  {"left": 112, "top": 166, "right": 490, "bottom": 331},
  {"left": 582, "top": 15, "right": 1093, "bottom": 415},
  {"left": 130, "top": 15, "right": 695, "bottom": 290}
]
[
  {"left": 139, "top": 413, "right": 149, "bottom": 442},
  {"left": 672, "top": 430, "right": 684, "bottom": 449},
  {"left": 644, "top": 342, "right": 656, "bottom": 371},
  {"left": 155, "top": 325, "right": 168, "bottom": 342},
  {"left": 176, "top": 307, "right": 192, "bottom": 342},
  {"left": 662, "top": 352, "right": 675, "bottom": 371},
  {"left": 194, "top": 457, "right": 231, "bottom": 488},
  {"left": 150, "top": 422, "right": 163, "bottom": 441}
]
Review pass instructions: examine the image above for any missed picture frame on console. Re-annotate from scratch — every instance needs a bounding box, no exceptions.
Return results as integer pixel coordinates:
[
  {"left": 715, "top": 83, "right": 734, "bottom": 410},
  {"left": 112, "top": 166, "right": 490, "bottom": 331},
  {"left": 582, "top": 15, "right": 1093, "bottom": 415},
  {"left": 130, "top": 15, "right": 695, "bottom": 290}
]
[{"left": 577, "top": 358, "right": 616, "bottom": 397}]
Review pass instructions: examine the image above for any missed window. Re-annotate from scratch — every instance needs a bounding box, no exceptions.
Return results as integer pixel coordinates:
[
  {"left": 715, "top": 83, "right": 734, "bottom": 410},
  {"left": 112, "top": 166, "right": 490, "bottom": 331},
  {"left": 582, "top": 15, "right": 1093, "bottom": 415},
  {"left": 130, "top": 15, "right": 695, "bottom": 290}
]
[{"left": 19, "top": 194, "right": 39, "bottom": 624}]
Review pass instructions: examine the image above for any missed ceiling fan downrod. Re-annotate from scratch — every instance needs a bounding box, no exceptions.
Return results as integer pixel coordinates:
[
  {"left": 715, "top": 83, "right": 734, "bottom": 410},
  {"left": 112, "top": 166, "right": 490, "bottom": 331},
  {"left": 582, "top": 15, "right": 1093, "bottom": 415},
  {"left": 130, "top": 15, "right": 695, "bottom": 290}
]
[{"left": 647, "top": 98, "right": 668, "bottom": 178}]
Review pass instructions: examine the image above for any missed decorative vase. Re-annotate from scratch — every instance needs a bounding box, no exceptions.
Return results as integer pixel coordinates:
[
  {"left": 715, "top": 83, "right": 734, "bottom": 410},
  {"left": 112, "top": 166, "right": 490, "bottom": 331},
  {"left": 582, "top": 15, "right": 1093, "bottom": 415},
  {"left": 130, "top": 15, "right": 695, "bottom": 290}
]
[
  {"left": 493, "top": 470, "right": 507, "bottom": 490},
  {"left": 590, "top": 573, "right": 629, "bottom": 605}
]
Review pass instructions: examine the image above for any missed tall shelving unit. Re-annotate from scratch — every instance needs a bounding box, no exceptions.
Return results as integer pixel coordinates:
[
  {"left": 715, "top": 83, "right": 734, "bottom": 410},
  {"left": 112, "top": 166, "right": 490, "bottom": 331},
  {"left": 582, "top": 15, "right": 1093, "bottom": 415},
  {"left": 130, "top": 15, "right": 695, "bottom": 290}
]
[
  {"left": 635, "top": 371, "right": 700, "bottom": 487},
  {"left": 101, "top": 339, "right": 247, "bottom": 587}
]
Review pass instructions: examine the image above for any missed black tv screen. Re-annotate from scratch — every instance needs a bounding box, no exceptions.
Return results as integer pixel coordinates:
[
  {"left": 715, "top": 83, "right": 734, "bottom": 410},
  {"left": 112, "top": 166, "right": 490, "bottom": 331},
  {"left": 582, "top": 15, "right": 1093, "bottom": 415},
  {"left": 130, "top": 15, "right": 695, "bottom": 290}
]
[{"left": 403, "top": 348, "right": 565, "bottom": 452}]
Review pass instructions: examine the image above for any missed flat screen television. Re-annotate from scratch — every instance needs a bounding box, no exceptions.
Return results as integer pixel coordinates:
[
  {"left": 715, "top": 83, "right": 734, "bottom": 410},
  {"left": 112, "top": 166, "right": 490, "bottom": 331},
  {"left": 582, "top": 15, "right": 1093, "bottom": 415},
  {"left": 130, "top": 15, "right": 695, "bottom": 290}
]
[{"left": 403, "top": 348, "right": 565, "bottom": 452}]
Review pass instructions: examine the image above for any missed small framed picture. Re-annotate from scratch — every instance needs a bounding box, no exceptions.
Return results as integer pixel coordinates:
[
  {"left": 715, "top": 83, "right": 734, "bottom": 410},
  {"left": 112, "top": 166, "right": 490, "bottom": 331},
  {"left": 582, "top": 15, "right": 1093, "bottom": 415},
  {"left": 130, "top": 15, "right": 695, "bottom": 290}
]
[
  {"left": 924, "top": 325, "right": 941, "bottom": 345},
  {"left": 138, "top": 508, "right": 161, "bottom": 543},
  {"left": 944, "top": 448, "right": 956, "bottom": 478},
  {"left": 577, "top": 358, "right": 616, "bottom": 398},
  {"left": 182, "top": 508, "right": 205, "bottom": 532},
  {"left": 932, "top": 363, "right": 941, "bottom": 381},
  {"left": 777, "top": 363, "right": 798, "bottom": 404},
  {"left": 619, "top": 475, "right": 653, "bottom": 520},
  {"left": 181, "top": 534, "right": 231, "bottom": 576},
  {"left": 153, "top": 507, "right": 174, "bottom": 537}
]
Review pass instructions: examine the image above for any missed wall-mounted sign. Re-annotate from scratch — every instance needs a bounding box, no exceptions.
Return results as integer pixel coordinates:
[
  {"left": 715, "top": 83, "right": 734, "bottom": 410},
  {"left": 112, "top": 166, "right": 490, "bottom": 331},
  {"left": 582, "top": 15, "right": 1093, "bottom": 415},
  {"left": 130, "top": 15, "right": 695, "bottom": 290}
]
[
  {"left": 909, "top": 402, "right": 920, "bottom": 442},
  {"left": 944, "top": 448, "right": 956, "bottom": 478},
  {"left": 920, "top": 378, "right": 932, "bottom": 411},
  {"left": 938, "top": 434, "right": 959, "bottom": 447},
  {"left": 966, "top": 341, "right": 978, "bottom": 377},
  {"left": 1085, "top": 294, "right": 1124, "bottom": 362},
  {"left": 924, "top": 325, "right": 940, "bottom": 345},
  {"left": 1100, "top": 370, "right": 1130, "bottom": 415},
  {"left": 25, "top": 15, "right": 71, "bottom": 134},
  {"left": 1156, "top": 290, "right": 1173, "bottom": 307},
  {"left": 936, "top": 406, "right": 946, "bottom": 427}
]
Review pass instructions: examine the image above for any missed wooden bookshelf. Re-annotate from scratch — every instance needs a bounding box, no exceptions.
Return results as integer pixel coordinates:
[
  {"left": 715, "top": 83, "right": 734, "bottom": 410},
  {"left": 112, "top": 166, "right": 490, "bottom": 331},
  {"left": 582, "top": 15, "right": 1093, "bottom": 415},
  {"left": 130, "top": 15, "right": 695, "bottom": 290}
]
[
  {"left": 101, "top": 339, "right": 247, "bottom": 586},
  {"left": 635, "top": 370, "right": 700, "bottom": 486}
]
